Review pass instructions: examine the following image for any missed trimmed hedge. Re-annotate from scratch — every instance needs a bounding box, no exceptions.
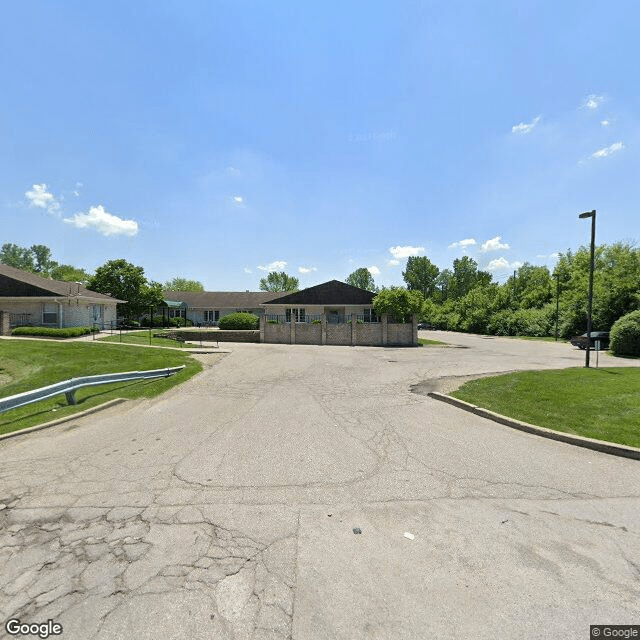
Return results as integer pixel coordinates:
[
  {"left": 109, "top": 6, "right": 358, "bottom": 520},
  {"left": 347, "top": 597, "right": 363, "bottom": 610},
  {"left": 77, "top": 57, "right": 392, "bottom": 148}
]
[
  {"left": 12, "top": 326, "right": 97, "bottom": 338},
  {"left": 610, "top": 310, "right": 640, "bottom": 357},
  {"left": 141, "top": 316, "right": 193, "bottom": 328},
  {"left": 217, "top": 312, "right": 260, "bottom": 330}
]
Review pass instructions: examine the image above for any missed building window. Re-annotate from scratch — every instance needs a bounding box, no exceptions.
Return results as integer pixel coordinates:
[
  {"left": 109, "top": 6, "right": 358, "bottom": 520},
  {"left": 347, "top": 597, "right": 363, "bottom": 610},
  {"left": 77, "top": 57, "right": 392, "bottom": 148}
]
[
  {"left": 285, "top": 308, "right": 305, "bottom": 322},
  {"left": 204, "top": 310, "right": 219, "bottom": 322},
  {"left": 169, "top": 309, "right": 185, "bottom": 318},
  {"left": 363, "top": 308, "right": 379, "bottom": 323},
  {"left": 42, "top": 303, "right": 58, "bottom": 325}
]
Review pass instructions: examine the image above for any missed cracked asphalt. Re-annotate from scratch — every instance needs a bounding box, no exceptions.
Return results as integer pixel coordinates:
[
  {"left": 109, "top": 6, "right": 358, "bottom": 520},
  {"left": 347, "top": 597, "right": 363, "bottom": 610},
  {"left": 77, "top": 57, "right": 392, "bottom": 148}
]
[{"left": 1, "top": 332, "right": 639, "bottom": 639}]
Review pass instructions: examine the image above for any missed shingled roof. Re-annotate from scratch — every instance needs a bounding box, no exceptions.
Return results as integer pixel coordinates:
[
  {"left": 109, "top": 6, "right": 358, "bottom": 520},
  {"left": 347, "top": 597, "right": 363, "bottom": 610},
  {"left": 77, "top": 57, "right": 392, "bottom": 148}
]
[
  {"left": 264, "top": 280, "right": 376, "bottom": 306},
  {"left": 0, "top": 263, "right": 125, "bottom": 302},
  {"left": 162, "top": 290, "right": 280, "bottom": 308}
]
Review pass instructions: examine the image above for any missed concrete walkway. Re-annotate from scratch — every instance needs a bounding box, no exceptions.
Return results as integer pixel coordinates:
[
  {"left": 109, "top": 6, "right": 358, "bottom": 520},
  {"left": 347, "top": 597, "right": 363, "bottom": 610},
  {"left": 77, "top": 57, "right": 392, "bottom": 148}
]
[{"left": 1, "top": 333, "right": 639, "bottom": 639}]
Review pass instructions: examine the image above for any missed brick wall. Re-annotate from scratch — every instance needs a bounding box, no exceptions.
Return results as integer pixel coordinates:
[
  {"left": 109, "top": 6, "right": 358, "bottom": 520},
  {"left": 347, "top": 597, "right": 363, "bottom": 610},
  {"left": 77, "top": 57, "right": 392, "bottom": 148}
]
[
  {"left": 355, "top": 322, "right": 383, "bottom": 346},
  {"left": 0, "top": 311, "right": 10, "bottom": 336},
  {"left": 263, "top": 314, "right": 416, "bottom": 347},
  {"left": 325, "top": 323, "right": 351, "bottom": 345},
  {"left": 294, "top": 323, "right": 322, "bottom": 345},
  {"left": 171, "top": 329, "right": 260, "bottom": 343},
  {"left": 387, "top": 323, "right": 413, "bottom": 346}
]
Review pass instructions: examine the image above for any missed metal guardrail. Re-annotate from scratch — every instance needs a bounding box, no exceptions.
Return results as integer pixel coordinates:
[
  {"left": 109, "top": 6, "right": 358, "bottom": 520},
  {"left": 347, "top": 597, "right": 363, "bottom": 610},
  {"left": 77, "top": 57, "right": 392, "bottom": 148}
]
[{"left": 0, "top": 366, "right": 185, "bottom": 414}]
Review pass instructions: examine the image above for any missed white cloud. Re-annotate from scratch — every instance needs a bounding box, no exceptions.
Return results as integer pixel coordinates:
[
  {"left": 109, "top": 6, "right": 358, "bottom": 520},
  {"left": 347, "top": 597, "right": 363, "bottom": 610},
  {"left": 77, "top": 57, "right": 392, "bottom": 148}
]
[
  {"left": 448, "top": 238, "right": 476, "bottom": 249},
  {"left": 388, "top": 245, "right": 425, "bottom": 259},
  {"left": 486, "top": 257, "right": 523, "bottom": 272},
  {"left": 584, "top": 94, "right": 604, "bottom": 110},
  {"left": 63, "top": 205, "right": 138, "bottom": 236},
  {"left": 536, "top": 252, "right": 560, "bottom": 261},
  {"left": 225, "top": 166, "right": 241, "bottom": 176},
  {"left": 257, "top": 260, "right": 287, "bottom": 272},
  {"left": 512, "top": 115, "right": 541, "bottom": 135},
  {"left": 601, "top": 120, "right": 610, "bottom": 127},
  {"left": 233, "top": 195, "right": 244, "bottom": 204},
  {"left": 387, "top": 259, "right": 400, "bottom": 266},
  {"left": 367, "top": 266, "right": 380, "bottom": 276},
  {"left": 25, "top": 183, "right": 60, "bottom": 212},
  {"left": 72, "top": 191, "right": 80, "bottom": 197},
  {"left": 481, "top": 236, "right": 510, "bottom": 252},
  {"left": 590, "top": 141, "right": 624, "bottom": 159},
  {"left": 244, "top": 267, "right": 252, "bottom": 274},
  {"left": 298, "top": 266, "right": 317, "bottom": 274}
]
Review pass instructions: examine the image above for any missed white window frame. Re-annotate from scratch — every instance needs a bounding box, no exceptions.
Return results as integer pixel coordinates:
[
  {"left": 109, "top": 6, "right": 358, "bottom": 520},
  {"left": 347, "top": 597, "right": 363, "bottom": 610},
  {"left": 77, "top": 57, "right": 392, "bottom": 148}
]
[
  {"left": 285, "top": 308, "right": 306, "bottom": 323},
  {"left": 42, "top": 302, "right": 58, "bottom": 325}
]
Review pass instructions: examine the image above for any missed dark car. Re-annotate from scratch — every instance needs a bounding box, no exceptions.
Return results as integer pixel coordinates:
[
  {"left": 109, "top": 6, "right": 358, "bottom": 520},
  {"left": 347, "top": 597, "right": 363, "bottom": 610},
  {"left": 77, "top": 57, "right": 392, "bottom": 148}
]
[
  {"left": 417, "top": 322, "right": 432, "bottom": 330},
  {"left": 570, "top": 331, "right": 610, "bottom": 350}
]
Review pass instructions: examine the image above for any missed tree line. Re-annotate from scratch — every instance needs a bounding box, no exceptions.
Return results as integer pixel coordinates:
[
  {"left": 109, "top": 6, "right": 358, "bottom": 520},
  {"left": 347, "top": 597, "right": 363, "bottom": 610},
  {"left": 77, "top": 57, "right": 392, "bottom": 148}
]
[
  {"left": 4, "top": 241, "right": 639, "bottom": 336},
  {"left": 366, "top": 245, "right": 640, "bottom": 337}
]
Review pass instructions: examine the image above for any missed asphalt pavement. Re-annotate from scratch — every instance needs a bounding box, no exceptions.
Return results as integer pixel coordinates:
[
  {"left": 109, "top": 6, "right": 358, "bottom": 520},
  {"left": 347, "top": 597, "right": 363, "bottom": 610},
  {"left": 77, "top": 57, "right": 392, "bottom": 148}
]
[{"left": 1, "top": 332, "right": 639, "bottom": 639}]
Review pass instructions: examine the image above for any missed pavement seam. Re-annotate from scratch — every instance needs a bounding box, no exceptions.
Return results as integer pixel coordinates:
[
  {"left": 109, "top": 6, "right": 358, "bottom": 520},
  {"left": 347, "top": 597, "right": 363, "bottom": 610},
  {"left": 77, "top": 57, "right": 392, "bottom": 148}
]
[{"left": 428, "top": 391, "right": 640, "bottom": 461}]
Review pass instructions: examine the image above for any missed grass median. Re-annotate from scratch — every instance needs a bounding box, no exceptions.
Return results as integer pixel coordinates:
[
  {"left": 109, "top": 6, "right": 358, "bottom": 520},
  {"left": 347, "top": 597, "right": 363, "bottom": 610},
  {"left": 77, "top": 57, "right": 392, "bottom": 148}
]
[
  {"left": 0, "top": 340, "right": 204, "bottom": 436},
  {"left": 418, "top": 338, "right": 447, "bottom": 346},
  {"left": 451, "top": 367, "right": 640, "bottom": 448},
  {"left": 97, "top": 329, "right": 191, "bottom": 349}
]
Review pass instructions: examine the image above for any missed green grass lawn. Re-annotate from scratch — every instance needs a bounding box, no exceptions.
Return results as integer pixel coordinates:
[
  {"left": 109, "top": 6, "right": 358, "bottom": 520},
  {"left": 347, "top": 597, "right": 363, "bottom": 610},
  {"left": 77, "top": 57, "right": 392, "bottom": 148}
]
[
  {"left": 451, "top": 367, "right": 640, "bottom": 448},
  {"left": 97, "top": 329, "right": 191, "bottom": 349},
  {"left": 0, "top": 340, "right": 205, "bottom": 436},
  {"left": 418, "top": 338, "right": 447, "bottom": 346}
]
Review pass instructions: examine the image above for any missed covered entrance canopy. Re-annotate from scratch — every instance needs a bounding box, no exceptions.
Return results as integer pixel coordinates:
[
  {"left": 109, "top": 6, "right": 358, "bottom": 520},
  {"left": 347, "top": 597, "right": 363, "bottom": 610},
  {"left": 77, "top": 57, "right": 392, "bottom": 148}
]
[{"left": 158, "top": 299, "right": 188, "bottom": 326}]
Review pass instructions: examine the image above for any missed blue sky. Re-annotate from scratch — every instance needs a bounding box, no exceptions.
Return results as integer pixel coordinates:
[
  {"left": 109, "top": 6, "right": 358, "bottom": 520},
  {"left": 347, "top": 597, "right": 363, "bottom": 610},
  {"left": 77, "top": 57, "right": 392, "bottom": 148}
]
[{"left": 2, "top": 1, "right": 639, "bottom": 289}]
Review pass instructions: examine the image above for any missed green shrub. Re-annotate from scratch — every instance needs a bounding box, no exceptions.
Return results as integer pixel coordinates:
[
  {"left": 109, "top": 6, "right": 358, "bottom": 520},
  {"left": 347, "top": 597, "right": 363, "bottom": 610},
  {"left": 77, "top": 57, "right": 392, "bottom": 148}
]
[
  {"left": 141, "top": 316, "right": 193, "bottom": 328},
  {"left": 610, "top": 310, "right": 640, "bottom": 356},
  {"left": 312, "top": 319, "right": 321, "bottom": 324},
  {"left": 485, "top": 307, "right": 553, "bottom": 337},
  {"left": 12, "top": 326, "right": 93, "bottom": 338},
  {"left": 218, "top": 312, "right": 259, "bottom": 330},
  {"left": 267, "top": 319, "right": 279, "bottom": 324}
]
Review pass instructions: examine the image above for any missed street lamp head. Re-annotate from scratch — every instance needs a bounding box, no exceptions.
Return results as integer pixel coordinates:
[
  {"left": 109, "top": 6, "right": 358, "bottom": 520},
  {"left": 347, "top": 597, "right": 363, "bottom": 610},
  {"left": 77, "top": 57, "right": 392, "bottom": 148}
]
[{"left": 579, "top": 210, "right": 596, "bottom": 219}]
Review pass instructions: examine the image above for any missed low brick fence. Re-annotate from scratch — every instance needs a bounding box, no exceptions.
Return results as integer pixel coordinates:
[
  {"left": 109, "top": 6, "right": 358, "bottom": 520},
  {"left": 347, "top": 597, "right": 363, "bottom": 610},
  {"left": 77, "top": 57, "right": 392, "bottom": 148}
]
[
  {"left": 163, "top": 330, "right": 260, "bottom": 343},
  {"left": 262, "top": 314, "right": 417, "bottom": 346},
  {"left": 0, "top": 311, "right": 10, "bottom": 336}
]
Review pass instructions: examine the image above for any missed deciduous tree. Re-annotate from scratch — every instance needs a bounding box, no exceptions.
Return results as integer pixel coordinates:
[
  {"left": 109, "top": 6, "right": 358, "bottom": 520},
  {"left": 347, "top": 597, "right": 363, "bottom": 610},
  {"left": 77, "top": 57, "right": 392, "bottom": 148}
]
[
  {"left": 346, "top": 267, "right": 377, "bottom": 292},
  {"left": 88, "top": 259, "right": 163, "bottom": 320},
  {"left": 402, "top": 256, "right": 439, "bottom": 298},
  {"left": 372, "top": 287, "right": 423, "bottom": 323},
  {"left": 259, "top": 271, "right": 299, "bottom": 292},
  {"left": 164, "top": 277, "right": 204, "bottom": 292}
]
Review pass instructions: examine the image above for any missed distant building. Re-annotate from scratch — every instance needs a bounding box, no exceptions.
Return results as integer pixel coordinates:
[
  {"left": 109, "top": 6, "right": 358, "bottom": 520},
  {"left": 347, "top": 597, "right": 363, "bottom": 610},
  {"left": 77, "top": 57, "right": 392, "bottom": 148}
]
[
  {"left": 0, "top": 263, "right": 124, "bottom": 333},
  {"left": 161, "top": 290, "right": 279, "bottom": 326}
]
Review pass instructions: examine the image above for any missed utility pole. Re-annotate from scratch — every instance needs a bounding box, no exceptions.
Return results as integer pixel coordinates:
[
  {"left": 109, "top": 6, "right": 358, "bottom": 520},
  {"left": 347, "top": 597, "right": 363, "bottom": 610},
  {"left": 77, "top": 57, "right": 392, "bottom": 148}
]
[
  {"left": 578, "top": 210, "right": 596, "bottom": 368},
  {"left": 555, "top": 271, "right": 560, "bottom": 341}
]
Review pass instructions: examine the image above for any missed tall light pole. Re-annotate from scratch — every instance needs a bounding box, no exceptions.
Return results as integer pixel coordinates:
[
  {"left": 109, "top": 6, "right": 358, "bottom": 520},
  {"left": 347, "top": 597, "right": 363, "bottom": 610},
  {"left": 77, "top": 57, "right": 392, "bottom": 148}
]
[{"left": 578, "top": 210, "right": 596, "bottom": 368}]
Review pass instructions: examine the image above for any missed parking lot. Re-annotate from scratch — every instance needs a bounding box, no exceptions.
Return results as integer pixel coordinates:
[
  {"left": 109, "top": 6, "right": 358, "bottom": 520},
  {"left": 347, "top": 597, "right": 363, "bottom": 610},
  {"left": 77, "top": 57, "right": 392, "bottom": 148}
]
[{"left": 1, "top": 332, "right": 639, "bottom": 639}]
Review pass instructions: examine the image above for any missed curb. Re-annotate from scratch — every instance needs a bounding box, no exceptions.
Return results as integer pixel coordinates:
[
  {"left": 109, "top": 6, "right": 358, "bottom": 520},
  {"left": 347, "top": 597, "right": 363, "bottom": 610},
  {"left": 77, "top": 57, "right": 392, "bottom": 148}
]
[
  {"left": 427, "top": 391, "right": 640, "bottom": 461},
  {"left": 0, "top": 398, "right": 127, "bottom": 442}
]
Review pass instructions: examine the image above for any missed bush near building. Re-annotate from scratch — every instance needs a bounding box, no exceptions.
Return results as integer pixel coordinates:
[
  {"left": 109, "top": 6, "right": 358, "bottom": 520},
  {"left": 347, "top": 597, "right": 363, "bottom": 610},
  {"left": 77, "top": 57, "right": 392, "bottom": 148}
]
[
  {"left": 609, "top": 310, "right": 640, "bottom": 357},
  {"left": 217, "top": 312, "right": 260, "bottom": 330},
  {"left": 12, "top": 326, "right": 98, "bottom": 338}
]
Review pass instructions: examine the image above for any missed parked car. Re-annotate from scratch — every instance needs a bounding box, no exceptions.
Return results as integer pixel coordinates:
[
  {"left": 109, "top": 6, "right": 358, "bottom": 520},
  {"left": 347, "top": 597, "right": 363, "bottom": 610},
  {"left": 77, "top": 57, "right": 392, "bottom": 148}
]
[
  {"left": 570, "top": 331, "right": 610, "bottom": 350},
  {"left": 417, "top": 322, "right": 432, "bottom": 330}
]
